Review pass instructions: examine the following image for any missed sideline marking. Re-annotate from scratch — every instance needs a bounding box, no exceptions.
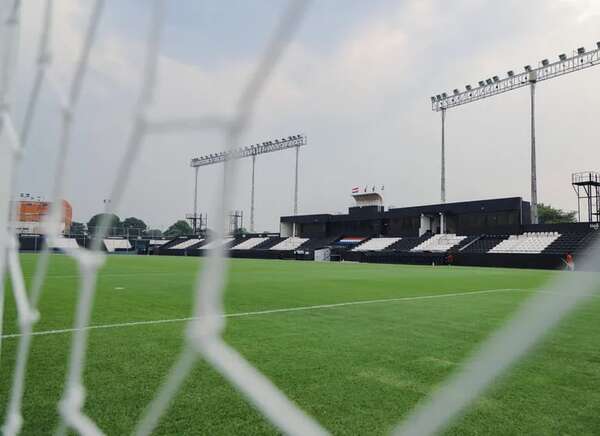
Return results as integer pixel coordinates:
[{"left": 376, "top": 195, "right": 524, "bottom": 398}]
[{"left": 1, "top": 288, "right": 523, "bottom": 339}]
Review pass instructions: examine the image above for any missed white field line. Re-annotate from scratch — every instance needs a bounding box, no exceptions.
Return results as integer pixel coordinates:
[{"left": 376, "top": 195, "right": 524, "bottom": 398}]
[{"left": 1, "top": 288, "right": 523, "bottom": 340}]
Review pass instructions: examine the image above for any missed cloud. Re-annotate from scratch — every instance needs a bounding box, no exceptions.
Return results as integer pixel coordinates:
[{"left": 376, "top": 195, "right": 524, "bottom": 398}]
[{"left": 14, "top": 0, "right": 600, "bottom": 231}]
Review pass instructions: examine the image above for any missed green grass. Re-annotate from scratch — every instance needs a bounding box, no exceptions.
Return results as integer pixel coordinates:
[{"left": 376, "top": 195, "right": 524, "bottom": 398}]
[{"left": 1, "top": 254, "right": 600, "bottom": 435}]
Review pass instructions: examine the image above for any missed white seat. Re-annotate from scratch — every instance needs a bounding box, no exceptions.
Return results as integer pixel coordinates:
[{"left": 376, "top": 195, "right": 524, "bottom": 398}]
[
  {"left": 352, "top": 237, "right": 401, "bottom": 251},
  {"left": 411, "top": 234, "right": 466, "bottom": 252},
  {"left": 200, "top": 238, "right": 234, "bottom": 250},
  {"left": 270, "top": 237, "right": 308, "bottom": 250},
  {"left": 47, "top": 238, "right": 79, "bottom": 250},
  {"left": 103, "top": 238, "right": 131, "bottom": 252},
  {"left": 170, "top": 238, "right": 203, "bottom": 250},
  {"left": 231, "top": 237, "right": 269, "bottom": 250},
  {"left": 489, "top": 232, "right": 560, "bottom": 254}
]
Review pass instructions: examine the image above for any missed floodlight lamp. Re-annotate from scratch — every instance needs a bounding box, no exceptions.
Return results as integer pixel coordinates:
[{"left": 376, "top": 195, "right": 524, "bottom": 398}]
[
  {"left": 485, "top": 78, "right": 493, "bottom": 85},
  {"left": 431, "top": 96, "right": 436, "bottom": 103},
  {"left": 597, "top": 42, "right": 600, "bottom": 49},
  {"left": 436, "top": 94, "right": 442, "bottom": 100},
  {"left": 492, "top": 76, "right": 499, "bottom": 82},
  {"left": 507, "top": 70, "right": 514, "bottom": 77},
  {"left": 559, "top": 53, "right": 567, "bottom": 61},
  {"left": 478, "top": 80, "right": 485, "bottom": 87},
  {"left": 541, "top": 59, "right": 549, "bottom": 66},
  {"left": 441, "top": 92, "right": 448, "bottom": 98},
  {"left": 465, "top": 84, "right": 472, "bottom": 91},
  {"left": 524, "top": 65, "right": 531, "bottom": 72},
  {"left": 453, "top": 89, "right": 459, "bottom": 95},
  {"left": 577, "top": 47, "right": 585, "bottom": 54}
]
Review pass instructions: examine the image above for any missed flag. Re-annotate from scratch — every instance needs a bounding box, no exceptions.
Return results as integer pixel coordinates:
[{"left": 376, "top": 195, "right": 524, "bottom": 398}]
[{"left": 351, "top": 186, "right": 359, "bottom": 194}]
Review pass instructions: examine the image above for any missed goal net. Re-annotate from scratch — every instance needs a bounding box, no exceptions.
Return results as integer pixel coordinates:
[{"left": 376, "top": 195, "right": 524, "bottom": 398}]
[{"left": 0, "top": 1, "right": 599, "bottom": 436}]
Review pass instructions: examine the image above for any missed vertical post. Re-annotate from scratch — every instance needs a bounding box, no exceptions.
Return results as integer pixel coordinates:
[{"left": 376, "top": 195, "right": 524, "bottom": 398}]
[
  {"left": 294, "top": 144, "right": 299, "bottom": 215},
  {"left": 529, "top": 77, "right": 539, "bottom": 224},
  {"left": 193, "top": 166, "right": 199, "bottom": 234},
  {"left": 250, "top": 154, "right": 256, "bottom": 232},
  {"left": 441, "top": 108, "right": 446, "bottom": 203}
]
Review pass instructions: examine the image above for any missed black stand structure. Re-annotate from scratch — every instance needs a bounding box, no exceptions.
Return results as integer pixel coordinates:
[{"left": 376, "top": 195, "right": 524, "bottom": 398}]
[{"left": 572, "top": 172, "right": 600, "bottom": 223}]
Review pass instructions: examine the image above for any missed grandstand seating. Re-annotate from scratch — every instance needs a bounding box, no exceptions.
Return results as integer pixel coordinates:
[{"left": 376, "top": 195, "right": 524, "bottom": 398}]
[
  {"left": 386, "top": 233, "right": 432, "bottom": 252},
  {"left": 47, "top": 237, "right": 79, "bottom": 250},
  {"left": 253, "top": 236, "right": 286, "bottom": 249},
  {"left": 103, "top": 238, "right": 132, "bottom": 252},
  {"left": 169, "top": 238, "right": 203, "bottom": 250},
  {"left": 489, "top": 232, "right": 560, "bottom": 254},
  {"left": 149, "top": 239, "right": 169, "bottom": 246},
  {"left": 297, "top": 236, "right": 340, "bottom": 251},
  {"left": 542, "top": 231, "right": 595, "bottom": 255},
  {"left": 231, "top": 237, "right": 269, "bottom": 250},
  {"left": 352, "top": 237, "right": 401, "bottom": 251},
  {"left": 411, "top": 234, "right": 466, "bottom": 252},
  {"left": 200, "top": 237, "right": 235, "bottom": 250},
  {"left": 270, "top": 237, "right": 308, "bottom": 251},
  {"left": 460, "top": 235, "right": 509, "bottom": 253}
]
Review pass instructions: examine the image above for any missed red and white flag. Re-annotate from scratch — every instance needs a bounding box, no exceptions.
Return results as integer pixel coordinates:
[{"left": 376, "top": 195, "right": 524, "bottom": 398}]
[{"left": 351, "top": 186, "right": 359, "bottom": 194}]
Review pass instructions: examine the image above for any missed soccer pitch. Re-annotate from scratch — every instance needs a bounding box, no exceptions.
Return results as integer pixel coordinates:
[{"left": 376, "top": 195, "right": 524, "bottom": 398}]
[{"left": 1, "top": 254, "right": 599, "bottom": 435}]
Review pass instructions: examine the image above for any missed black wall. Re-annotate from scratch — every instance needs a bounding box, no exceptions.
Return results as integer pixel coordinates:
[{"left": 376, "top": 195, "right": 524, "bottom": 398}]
[{"left": 283, "top": 197, "right": 530, "bottom": 238}]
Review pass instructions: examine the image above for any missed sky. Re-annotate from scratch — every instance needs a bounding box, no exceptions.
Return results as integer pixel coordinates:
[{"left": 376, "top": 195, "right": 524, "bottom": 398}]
[{"left": 11, "top": 0, "right": 600, "bottom": 232}]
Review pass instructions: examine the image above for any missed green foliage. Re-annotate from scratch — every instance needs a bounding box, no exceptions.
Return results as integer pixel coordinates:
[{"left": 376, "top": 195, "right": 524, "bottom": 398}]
[
  {"left": 87, "top": 213, "right": 121, "bottom": 235},
  {"left": 164, "top": 220, "right": 192, "bottom": 237},
  {"left": 233, "top": 227, "right": 247, "bottom": 237},
  {"left": 537, "top": 203, "right": 576, "bottom": 224},
  {"left": 69, "top": 221, "right": 86, "bottom": 235},
  {"left": 144, "top": 228, "right": 163, "bottom": 237},
  {"left": 121, "top": 217, "right": 147, "bottom": 232}
]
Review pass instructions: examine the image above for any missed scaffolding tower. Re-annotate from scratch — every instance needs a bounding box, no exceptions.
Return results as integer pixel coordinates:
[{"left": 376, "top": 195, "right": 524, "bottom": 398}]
[
  {"left": 572, "top": 171, "right": 600, "bottom": 223},
  {"left": 229, "top": 210, "right": 244, "bottom": 235},
  {"left": 186, "top": 212, "right": 206, "bottom": 235}
]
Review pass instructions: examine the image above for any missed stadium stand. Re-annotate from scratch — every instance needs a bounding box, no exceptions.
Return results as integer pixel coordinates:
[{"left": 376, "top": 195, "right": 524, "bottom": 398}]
[
  {"left": 231, "top": 237, "right": 269, "bottom": 250},
  {"left": 47, "top": 237, "right": 79, "bottom": 250},
  {"left": 411, "top": 234, "right": 466, "bottom": 252},
  {"left": 386, "top": 233, "right": 433, "bottom": 252},
  {"left": 103, "top": 238, "right": 132, "bottom": 252},
  {"left": 270, "top": 237, "right": 308, "bottom": 250},
  {"left": 201, "top": 237, "right": 235, "bottom": 250},
  {"left": 297, "top": 236, "right": 341, "bottom": 251},
  {"left": 149, "top": 239, "right": 169, "bottom": 246},
  {"left": 352, "top": 237, "right": 401, "bottom": 251},
  {"left": 489, "top": 232, "right": 560, "bottom": 254},
  {"left": 542, "top": 231, "right": 596, "bottom": 255},
  {"left": 459, "top": 234, "right": 508, "bottom": 253},
  {"left": 252, "top": 236, "right": 286, "bottom": 249},
  {"left": 169, "top": 238, "right": 204, "bottom": 250}
]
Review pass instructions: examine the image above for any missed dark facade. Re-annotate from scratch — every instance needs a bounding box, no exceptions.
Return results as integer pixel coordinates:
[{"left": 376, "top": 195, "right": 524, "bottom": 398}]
[{"left": 281, "top": 197, "right": 531, "bottom": 238}]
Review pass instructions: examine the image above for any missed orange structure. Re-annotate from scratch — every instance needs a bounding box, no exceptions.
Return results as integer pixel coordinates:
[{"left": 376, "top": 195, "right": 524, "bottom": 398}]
[{"left": 12, "top": 199, "right": 72, "bottom": 233}]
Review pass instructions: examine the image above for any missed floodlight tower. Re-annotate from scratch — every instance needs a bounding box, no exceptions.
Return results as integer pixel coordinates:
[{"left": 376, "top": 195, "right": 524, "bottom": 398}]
[
  {"left": 190, "top": 134, "right": 307, "bottom": 233},
  {"left": 431, "top": 42, "right": 600, "bottom": 223}
]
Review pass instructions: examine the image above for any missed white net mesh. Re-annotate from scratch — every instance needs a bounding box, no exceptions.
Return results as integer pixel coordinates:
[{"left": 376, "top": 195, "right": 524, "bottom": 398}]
[{"left": 0, "top": 1, "right": 599, "bottom": 435}]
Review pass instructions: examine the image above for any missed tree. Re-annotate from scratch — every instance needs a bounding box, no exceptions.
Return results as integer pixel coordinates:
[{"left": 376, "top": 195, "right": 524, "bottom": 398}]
[
  {"left": 87, "top": 213, "right": 121, "bottom": 236},
  {"left": 144, "top": 228, "right": 163, "bottom": 237},
  {"left": 121, "top": 217, "right": 147, "bottom": 236},
  {"left": 164, "top": 220, "right": 192, "bottom": 237},
  {"left": 69, "top": 221, "right": 86, "bottom": 236},
  {"left": 537, "top": 203, "right": 576, "bottom": 224},
  {"left": 233, "top": 227, "right": 247, "bottom": 237}
]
